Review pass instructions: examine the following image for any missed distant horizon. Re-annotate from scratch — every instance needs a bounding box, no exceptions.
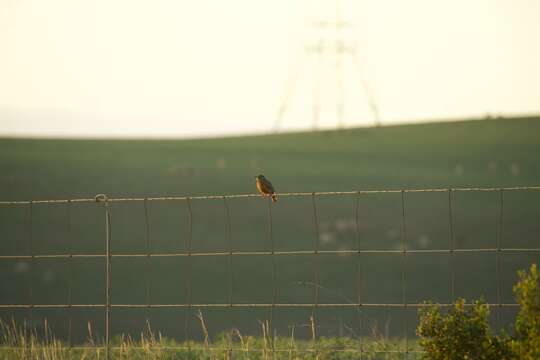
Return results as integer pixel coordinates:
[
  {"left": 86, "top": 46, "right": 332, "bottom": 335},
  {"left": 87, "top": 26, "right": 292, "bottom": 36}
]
[
  {"left": 0, "top": 112, "right": 537, "bottom": 140},
  {"left": 1, "top": 0, "right": 539, "bottom": 139}
]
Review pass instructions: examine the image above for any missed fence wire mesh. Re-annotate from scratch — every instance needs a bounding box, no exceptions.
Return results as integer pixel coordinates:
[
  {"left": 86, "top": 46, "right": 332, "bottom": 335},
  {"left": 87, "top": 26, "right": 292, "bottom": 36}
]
[{"left": 1, "top": 186, "right": 539, "bottom": 358}]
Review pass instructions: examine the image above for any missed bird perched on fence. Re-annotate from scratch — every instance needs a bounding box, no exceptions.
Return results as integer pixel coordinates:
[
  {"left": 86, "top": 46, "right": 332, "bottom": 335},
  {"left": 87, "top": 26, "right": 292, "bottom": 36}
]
[{"left": 255, "top": 175, "right": 277, "bottom": 202}]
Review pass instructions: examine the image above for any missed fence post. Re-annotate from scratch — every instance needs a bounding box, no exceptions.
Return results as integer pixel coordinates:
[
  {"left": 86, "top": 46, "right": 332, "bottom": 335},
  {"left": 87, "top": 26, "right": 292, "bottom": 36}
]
[{"left": 105, "top": 202, "right": 112, "bottom": 360}]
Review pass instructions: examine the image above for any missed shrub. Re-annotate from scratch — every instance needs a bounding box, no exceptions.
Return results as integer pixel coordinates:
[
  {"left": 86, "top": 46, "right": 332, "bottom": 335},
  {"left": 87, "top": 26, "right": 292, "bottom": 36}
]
[
  {"left": 509, "top": 263, "right": 540, "bottom": 359},
  {"left": 417, "top": 263, "right": 540, "bottom": 360},
  {"left": 417, "top": 298, "right": 511, "bottom": 359}
]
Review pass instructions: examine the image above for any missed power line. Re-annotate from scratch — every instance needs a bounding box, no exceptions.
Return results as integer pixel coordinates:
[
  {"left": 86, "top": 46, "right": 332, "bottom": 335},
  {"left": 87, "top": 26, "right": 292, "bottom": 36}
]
[{"left": 275, "top": 0, "right": 381, "bottom": 131}]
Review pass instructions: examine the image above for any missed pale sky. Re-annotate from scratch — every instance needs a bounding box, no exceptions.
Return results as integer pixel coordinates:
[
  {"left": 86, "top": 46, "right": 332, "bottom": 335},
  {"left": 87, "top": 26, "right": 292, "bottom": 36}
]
[{"left": 1, "top": 0, "right": 539, "bottom": 138}]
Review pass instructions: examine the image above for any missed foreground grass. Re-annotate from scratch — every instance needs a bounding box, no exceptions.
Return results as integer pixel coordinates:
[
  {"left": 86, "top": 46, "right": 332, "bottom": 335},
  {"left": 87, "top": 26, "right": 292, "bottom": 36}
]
[{"left": 1, "top": 317, "right": 415, "bottom": 360}]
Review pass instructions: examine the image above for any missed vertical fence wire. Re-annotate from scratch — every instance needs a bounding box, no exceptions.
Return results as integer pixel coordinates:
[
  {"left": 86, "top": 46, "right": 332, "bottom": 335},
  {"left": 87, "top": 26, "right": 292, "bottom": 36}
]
[
  {"left": 495, "top": 189, "right": 504, "bottom": 329},
  {"left": 267, "top": 196, "right": 277, "bottom": 351},
  {"left": 66, "top": 200, "right": 73, "bottom": 353},
  {"left": 223, "top": 196, "right": 234, "bottom": 360},
  {"left": 184, "top": 198, "right": 193, "bottom": 349},
  {"left": 448, "top": 189, "right": 455, "bottom": 302},
  {"left": 354, "top": 192, "right": 364, "bottom": 358},
  {"left": 223, "top": 197, "right": 233, "bottom": 306},
  {"left": 310, "top": 193, "right": 320, "bottom": 357},
  {"left": 105, "top": 201, "right": 112, "bottom": 360},
  {"left": 27, "top": 201, "right": 34, "bottom": 331},
  {"left": 143, "top": 199, "right": 151, "bottom": 330},
  {"left": 400, "top": 191, "right": 408, "bottom": 358}
]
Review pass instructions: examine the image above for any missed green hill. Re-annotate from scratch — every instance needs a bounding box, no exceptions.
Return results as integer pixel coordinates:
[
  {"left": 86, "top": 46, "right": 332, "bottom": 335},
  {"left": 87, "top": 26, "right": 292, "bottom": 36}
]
[{"left": 1, "top": 117, "right": 540, "bottom": 343}]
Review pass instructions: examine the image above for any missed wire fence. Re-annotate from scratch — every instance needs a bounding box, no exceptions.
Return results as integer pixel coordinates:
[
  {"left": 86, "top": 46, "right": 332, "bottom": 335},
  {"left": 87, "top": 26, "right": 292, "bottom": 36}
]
[{"left": 1, "top": 186, "right": 540, "bottom": 358}]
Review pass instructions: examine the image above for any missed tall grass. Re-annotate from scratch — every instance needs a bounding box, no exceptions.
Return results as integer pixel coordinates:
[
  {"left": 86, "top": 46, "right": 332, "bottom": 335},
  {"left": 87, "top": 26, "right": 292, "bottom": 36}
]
[
  {"left": 1, "top": 318, "right": 70, "bottom": 360},
  {"left": 0, "top": 315, "right": 411, "bottom": 359}
]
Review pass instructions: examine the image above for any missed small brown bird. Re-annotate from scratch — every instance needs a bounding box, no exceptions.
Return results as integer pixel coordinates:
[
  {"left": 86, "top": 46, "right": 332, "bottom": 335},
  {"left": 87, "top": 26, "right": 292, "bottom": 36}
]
[{"left": 255, "top": 175, "right": 277, "bottom": 202}]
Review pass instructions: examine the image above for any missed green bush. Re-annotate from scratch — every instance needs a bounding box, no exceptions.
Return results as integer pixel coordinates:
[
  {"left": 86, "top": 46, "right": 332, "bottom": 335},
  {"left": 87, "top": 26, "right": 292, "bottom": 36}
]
[
  {"left": 417, "top": 263, "right": 540, "bottom": 360},
  {"left": 509, "top": 263, "right": 540, "bottom": 359},
  {"left": 417, "top": 298, "right": 511, "bottom": 359}
]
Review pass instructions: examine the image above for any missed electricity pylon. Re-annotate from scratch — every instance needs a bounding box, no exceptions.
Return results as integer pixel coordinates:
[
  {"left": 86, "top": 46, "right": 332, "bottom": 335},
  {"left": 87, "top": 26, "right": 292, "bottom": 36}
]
[{"left": 274, "top": 0, "right": 381, "bottom": 132}]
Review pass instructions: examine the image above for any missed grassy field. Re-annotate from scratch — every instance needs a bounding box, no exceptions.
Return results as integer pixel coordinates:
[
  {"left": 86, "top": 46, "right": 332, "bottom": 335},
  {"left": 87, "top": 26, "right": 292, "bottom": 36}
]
[
  {"left": 0, "top": 317, "right": 413, "bottom": 359},
  {"left": 1, "top": 116, "right": 540, "bottom": 344}
]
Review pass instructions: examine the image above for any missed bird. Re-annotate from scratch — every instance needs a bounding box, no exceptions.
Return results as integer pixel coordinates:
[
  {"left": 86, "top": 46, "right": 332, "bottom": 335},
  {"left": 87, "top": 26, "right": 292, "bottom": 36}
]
[{"left": 255, "top": 175, "right": 277, "bottom": 202}]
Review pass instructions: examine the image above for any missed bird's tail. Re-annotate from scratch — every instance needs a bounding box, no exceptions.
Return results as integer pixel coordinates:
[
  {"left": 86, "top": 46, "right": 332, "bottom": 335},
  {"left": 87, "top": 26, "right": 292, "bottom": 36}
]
[{"left": 272, "top": 194, "right": 277, "bottom": 202}]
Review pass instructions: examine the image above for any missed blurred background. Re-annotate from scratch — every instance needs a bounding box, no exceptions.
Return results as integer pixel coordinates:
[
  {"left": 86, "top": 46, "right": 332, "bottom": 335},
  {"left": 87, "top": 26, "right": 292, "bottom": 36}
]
[
  {"left": 1, "top": 0, "right": 540, "bottom": 137},
  {"left": 1, "top": 0, "right": 540, "bottom": 347}
]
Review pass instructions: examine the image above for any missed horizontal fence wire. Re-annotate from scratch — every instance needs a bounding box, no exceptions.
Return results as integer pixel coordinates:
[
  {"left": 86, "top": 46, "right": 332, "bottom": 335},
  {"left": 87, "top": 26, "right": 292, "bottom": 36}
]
[
  {"left": 0, "top": 303, "right": 521, "bottom": 309},
  {"left": 0, "top": 346, "right": 426, "bottom": 354},
  {"left": 0, "top": 185, "right": 539, "bottom": 205},
  {"left": 1, "top": 185, "right": 539, "bottom": 356},
  {"left": 0, "top": 248, "right": 538, "bottom": 260}
]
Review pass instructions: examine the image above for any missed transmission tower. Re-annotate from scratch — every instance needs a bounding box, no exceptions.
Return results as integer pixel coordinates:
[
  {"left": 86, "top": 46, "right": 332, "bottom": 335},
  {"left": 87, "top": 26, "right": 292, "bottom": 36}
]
[{"left": 274, "top": 0, "right": 381, "bottom": 132}]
